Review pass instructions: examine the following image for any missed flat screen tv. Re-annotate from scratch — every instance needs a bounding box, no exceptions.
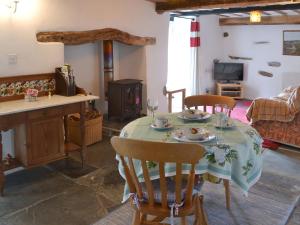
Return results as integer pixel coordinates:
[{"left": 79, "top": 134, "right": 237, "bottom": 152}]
[{"left": 214, "top": 63, "right": 244, "bottom": 82}]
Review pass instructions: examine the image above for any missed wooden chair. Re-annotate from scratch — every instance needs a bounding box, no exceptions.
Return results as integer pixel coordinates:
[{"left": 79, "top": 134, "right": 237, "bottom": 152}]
[
  {"left": 184, "top": 95, "right": 236, "bottom": 117},
  {"left": 111, "top": 136, "right": 209, "bottom": 225},
  {"left": 184, "top": 94, "right": 236, "bottom": 210}
]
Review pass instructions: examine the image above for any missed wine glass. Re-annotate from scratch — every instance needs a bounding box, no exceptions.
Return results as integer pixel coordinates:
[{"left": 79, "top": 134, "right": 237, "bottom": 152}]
[
  {"left": 215, "top": 104, "right": 229, "bottom": 144},
  {"left": 147, "top": 99, "right": 158, "bottom": 123}
]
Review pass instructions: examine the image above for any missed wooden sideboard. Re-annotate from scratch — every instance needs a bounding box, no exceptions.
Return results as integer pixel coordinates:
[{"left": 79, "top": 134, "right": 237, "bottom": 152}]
[{"left": 0, "top": 95, "right": 98, "bottom": 196}]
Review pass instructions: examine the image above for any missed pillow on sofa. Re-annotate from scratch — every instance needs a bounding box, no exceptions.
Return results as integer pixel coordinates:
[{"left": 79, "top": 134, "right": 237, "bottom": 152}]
[
  {"left": 275, "top": 86, "right": 297, "bottom": 101},
  {"left": 288, "top": 87, "right": 300, "bottom": 113}
]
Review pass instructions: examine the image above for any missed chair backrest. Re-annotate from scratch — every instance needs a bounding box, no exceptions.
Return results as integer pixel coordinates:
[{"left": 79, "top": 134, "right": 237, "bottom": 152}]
[
  {"left": 184, "top": 94, "right": 236, "bottom": 116},
  {"left": 111, "top": 136, "right": 205, "bottom": 209}
]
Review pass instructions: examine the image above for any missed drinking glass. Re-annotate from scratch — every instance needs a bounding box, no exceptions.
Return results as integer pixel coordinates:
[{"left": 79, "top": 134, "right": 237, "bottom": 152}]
[
  {"left": 147, "top": 99, "right": 159, "bottom": 123},
  {"left": 215, "top": 104, "right": 229, "bottom": 143}
]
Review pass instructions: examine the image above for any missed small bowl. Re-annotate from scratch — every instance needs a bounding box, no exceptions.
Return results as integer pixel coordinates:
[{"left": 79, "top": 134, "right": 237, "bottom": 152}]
[
  {"left": 183, "top": 109, "right": 206, "bottom": 119},
  {"left": 185, "top": 128, "right": 210, "bottom": 140}
]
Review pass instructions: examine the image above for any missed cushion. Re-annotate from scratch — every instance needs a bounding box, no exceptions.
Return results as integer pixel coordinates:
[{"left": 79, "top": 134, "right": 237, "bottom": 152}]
[{"left": 141, "top": 177, "right": 203, "bottom": 204}]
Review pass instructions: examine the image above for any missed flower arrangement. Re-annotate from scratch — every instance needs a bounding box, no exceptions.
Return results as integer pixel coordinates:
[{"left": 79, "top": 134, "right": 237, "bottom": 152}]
[{"left": 25, "top": 88, "right": 39, "bottom": 102}]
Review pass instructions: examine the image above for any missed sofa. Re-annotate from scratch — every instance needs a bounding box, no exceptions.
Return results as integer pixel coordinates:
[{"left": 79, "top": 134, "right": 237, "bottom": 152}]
[{"left": 247, "top": 86, "right": 300, "bottom": 148}]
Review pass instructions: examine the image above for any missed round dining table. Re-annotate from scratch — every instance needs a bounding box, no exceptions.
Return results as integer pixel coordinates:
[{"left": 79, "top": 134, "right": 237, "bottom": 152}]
[{"left": 117, "top": 113, "right": 264, "bottom": 202}]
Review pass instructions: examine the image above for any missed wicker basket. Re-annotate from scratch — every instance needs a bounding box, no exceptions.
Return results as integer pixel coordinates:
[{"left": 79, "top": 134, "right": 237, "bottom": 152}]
[{"left": 68, "top": 114, "right": 103, "bottom": 146}]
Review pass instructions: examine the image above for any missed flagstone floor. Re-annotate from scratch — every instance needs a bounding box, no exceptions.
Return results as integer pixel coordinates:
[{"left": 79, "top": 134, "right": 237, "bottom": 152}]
[{"left": 1, "top": 135, "right": 300, "bottom": 225}]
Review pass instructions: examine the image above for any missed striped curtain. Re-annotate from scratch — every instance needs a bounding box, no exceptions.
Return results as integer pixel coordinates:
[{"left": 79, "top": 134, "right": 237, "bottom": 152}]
[{"left": 190, "top": 18, "right": 200, "bottom": 95}]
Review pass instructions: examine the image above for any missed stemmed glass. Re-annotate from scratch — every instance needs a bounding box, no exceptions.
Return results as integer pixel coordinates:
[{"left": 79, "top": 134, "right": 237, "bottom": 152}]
[
  {"left": 147, "top": 99, "right": 158, "bottom": 123},
  {"left": 215, "top": 104, "right": 229, "bottom": 144}
]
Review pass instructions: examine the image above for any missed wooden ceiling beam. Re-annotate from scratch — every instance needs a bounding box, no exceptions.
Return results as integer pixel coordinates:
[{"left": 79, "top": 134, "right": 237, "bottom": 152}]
[
  {"left": 174, "top": 3, "right": 300, "bottom": 16},
  {"left": 36, "top": 28, "right": 156, "bottom": 46},
  {"left": 261, "top": 11, "right": 272, "bottom": 15},
  {"left": 156, "top": 0, "right": 300, "bottom": 13},
  {"left": 293, "top": 9, "right": 300, "bottom": 14},
  {"left": 220, "top": 14, "right": 300, "bottom": 25},
  {"left": 275, "top": 10, "right": 288, "bottom": 15}
]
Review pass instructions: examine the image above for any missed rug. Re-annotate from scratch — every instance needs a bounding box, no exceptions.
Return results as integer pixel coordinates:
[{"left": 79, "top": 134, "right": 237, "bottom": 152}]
[
  {"left": 47, "top": 157, "right": 98, "bottom": 179},
  {"left": 230, "top": 100, "right": 252, "bottom": 124},
  {"left": 94, "top": 150, "right": 300, "bottom": 225}
]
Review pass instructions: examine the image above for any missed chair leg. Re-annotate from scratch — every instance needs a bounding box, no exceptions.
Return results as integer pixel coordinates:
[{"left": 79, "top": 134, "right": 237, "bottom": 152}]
[
  {"left": 140, "top": 214, "right": 147, "bottom": 223},
  {"left": 194, "top": 198, "right": 200, "bottom": 225},
  {"left": 132, "top": 210, "right": 141, "bottom": 225},
  {"left": 181, "top": 217, "right": 187, "bottom": 225},
  {"left": 198, "top": 196, "right": 208, "bottom": 225},
  {"left": 223, "top": 179, "right": 231, "bottom": 210}
]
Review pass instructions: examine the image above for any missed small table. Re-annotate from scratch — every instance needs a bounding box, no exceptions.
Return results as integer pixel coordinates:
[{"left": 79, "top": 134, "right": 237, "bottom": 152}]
[
  {"left": 117, "top": 113, "right": 263, "bottom": 202},
  {"left": 0, "top": 95, "right": 98, "bottom": 196}
]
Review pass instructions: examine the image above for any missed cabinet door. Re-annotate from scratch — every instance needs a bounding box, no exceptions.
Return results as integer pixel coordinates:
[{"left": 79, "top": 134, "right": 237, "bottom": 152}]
[{"left": 28, "top": 117, "right": 64, "bottom": 166}]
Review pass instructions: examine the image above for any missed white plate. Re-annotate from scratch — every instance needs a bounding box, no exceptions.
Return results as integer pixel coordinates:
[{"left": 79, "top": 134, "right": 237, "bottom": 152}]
[
  {"left": 150, "top": 123, "right": 173, "bottom": 131},
  {"left": 172, "top": 130, "right": 216, "bottom": 143},
  {"left": 177, "top": 113, "right": 212, "bottom": 121}
]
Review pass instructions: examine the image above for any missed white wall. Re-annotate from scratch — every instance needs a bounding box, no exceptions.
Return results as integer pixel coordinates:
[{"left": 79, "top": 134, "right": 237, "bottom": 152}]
[
  {"left": 222, "top": 25, "right": 300, "bottom": 99},
  {"left": 198, "top": 15, "right": 224, "bottom": 94},
  {"left": 0, "top": 0, "right": 169, "bottom": 155},
  {"left": 65, "top": 43, "right": 101, "bottom": 97}
]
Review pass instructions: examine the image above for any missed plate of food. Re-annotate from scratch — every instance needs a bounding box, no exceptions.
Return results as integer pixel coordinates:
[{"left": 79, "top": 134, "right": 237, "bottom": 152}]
[
  {"left": 172, "top": 128, "right": 216, "bottom": 143},
  {"left": 177, "top": 109, "right": 211, "bottom": 121}
]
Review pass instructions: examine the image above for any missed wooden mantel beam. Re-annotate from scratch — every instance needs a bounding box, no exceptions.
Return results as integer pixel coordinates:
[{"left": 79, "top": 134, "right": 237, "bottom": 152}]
[
  {"left": 36, "top": 28, "right": 156, "bottom": 46},
  {"left": 220, "top": 15, "right": 300, "bottom": 25},
  {"left": 156, "top": 0, "right": 300, "bottom": 13}
]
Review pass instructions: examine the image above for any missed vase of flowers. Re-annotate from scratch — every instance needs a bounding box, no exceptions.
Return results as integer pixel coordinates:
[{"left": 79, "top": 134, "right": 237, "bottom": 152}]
[{"left": 25, "top": 88, "right": 39, "bottom": 102}]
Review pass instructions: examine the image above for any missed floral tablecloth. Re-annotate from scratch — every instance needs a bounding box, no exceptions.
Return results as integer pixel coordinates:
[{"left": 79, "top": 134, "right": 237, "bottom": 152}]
[{"left": 117, "top": 113, "right": 263, "bottom": 202}]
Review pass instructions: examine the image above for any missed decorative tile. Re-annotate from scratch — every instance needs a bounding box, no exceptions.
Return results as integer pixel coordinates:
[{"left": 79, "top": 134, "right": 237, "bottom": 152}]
[{"left": 0, "top": 79, "right": 55, "bottom": 97}]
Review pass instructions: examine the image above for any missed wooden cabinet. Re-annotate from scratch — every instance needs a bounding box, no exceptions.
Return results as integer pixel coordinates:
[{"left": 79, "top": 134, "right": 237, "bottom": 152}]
[
  {"left": 15, "top": 112, "right": 65, "bottom": 167},
  {"left": 108, "top": 79, "right": 143, "bottom": 121},
  {"left": 216, "top": 82, "right": 244, "bottom": 99}
]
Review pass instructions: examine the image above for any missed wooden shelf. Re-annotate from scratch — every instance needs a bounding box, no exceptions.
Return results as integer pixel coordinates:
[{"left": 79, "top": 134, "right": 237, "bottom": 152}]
[{"left": 216, "top": 82, "right": 244, "bottom": 99}]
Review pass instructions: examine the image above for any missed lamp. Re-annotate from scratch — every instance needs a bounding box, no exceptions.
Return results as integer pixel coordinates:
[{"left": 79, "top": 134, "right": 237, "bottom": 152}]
[{"left": 250, "top": 10, "right": 262, "bottom": 23}]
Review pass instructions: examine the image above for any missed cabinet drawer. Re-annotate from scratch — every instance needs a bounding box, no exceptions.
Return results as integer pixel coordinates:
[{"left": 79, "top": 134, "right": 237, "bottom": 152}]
[
  {"left": 0, "top": 113, "right": 26, "bottom": 130},
  {"left": 28, "top": 106, "right": 64, "bottom": 120}
]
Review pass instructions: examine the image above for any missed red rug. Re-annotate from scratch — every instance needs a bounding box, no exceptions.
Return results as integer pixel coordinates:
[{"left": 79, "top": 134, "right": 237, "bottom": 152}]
[{"left": 230, "top": 100, "right": 252, "bottom": 124}]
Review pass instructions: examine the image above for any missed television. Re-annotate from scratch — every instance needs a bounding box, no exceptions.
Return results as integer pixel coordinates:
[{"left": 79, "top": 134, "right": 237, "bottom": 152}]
[{"left": 214, "top": 63, "right": 244, "bottom": 82}]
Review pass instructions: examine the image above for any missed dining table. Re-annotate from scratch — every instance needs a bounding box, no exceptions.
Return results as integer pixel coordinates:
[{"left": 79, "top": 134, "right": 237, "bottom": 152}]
[{"left": 117, "top": 113, "right": 264, "bottom": 202}]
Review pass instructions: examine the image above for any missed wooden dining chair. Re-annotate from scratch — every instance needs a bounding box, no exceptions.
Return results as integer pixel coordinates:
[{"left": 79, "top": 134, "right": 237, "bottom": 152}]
[
  {"left": 111, "top": 136, "right": 208, "bottom": 225},
  {"left": 184, "top": 94, "right": 236, "bottom": 210},
  {"left": 184, "top": 95, "right": 236, "bottom": 117}
]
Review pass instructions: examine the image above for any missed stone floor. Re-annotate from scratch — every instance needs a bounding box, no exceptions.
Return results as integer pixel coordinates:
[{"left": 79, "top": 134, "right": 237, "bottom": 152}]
[
  {"left": 0, "top": 136, "right": 125, "bottom": 225},
  {"left": 1, "top": 134, "right": 300, "bottom": 225}
]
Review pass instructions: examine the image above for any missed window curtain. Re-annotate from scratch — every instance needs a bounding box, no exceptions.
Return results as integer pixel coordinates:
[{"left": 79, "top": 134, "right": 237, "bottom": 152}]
[
  {"left": 190, "top": 18, "right": 200, "bottom": 95},
  {"left": 167, "top": 17, "right": 200, "bottom": 97}
]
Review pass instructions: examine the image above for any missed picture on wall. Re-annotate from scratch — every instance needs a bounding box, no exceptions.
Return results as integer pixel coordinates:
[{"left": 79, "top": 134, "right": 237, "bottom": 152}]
[{"left": 283, "top": 30, "right": 300, "bottom": 56}]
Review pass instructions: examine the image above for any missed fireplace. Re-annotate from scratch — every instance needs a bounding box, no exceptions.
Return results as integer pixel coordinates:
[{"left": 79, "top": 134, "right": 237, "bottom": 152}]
[{"left": 107, "top": 79, "right": 142, "bottom": 121}]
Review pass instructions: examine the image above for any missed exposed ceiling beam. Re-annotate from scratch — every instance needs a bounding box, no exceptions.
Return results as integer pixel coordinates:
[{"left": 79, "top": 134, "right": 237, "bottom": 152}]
[
  {"left": 219, "top": 14, "right": 231, "bottom": 18},
  {"left": 275, "top": 10, "right": 288, "bottom": 14},
  {"left": 156, "top": 0, "right": 300, "bottom": 13},
  {"left": 261, "top": 11, "right": 272, "bottom": 15},
  {"left": 220, "top": 14, "right": 300, "bottom": 25},
  {"left": 293, "top": 9, "right": 300, "bottom": 13},
  {"left": 172, "top": 3, "right": 300, "bottom": 16},
  {"left": 36, "top": 28, "right": 156, "bottom": 46}
]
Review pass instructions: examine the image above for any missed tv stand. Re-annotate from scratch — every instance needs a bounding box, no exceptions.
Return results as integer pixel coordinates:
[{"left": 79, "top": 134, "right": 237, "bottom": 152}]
[{"left": 216, "top": 82, "right": 244, "bottom": 99}]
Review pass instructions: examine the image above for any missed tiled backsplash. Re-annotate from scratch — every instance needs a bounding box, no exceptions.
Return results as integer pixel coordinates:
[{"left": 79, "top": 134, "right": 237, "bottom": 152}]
[{"left": 0, "top": 79, "right": 55, "bottom": 97}]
